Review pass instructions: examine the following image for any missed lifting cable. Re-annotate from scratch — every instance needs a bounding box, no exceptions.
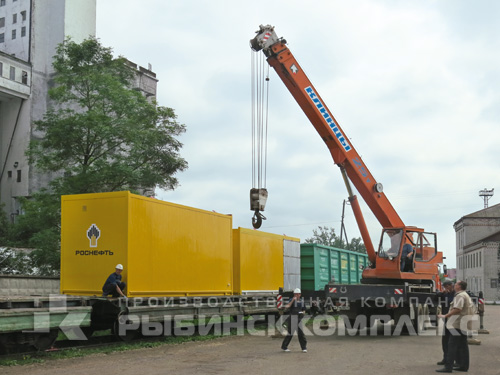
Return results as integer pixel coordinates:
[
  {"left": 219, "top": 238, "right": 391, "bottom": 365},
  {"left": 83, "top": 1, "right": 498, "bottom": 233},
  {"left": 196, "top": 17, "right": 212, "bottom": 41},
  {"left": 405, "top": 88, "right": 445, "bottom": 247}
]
[
  {"left": 250, "top": 50, "right": 270, "bottom": 229},
  {"left": 251, "top": 50, "right": 270, "bottom": 190}
]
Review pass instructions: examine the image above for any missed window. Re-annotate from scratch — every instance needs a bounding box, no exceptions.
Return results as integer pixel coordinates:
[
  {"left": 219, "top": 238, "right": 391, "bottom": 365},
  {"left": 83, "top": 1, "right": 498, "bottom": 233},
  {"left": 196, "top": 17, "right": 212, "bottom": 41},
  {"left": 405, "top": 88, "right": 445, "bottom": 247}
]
[
  {"left": 9, "top": 66, "right": 15, "bottom": 80},
  {"left": 0, "top": 62, "right": 2, "bottom": 77},
  {"left": 0, "top": 0, "right": 5, "bottom": 7},
  {"left": 378, "top": 229, "right": 403, "bottom": 259},
  {"left": 0, "top": 33, "right": 4, "bottom": 43},
  {"left": 413, "top": 231, "right": 438, "bottom": 262},
  {"left": 11, "top": 29, "right": 16, "bottom": 39},
  {"left": 491, "top": 279, "right": 498, "bottom": 289},
  {"left": 12, "top": 13, "right": 17, "bottom": 24},
  {"left": 16, "top": 170, "right": 21, "bottom": 182},
  {"left": 21, "top": 26, "right": 25, "bottom": 37},
  {"left": 21, "top": 70, "right": 27, "bottom": 84},
  {"left": 0, "top": 17, "right": 5, "bottom": 28},
  {"left": 21, "top": 11, "right": 26, "bottom": 21},
  {"left": 7, "top": 171, "right": 12, "bottom": 178}
]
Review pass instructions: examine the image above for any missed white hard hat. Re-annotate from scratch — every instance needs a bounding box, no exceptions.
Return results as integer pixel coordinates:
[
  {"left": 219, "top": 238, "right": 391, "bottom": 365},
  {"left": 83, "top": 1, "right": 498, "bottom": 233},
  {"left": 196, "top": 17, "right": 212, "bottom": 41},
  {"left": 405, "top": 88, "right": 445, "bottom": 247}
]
[
  {"left": 115, "top": 264, "right": 123, "bottom": 270},
  {"left": 294, "top": 288, "right": 301, "bottom": 294}
]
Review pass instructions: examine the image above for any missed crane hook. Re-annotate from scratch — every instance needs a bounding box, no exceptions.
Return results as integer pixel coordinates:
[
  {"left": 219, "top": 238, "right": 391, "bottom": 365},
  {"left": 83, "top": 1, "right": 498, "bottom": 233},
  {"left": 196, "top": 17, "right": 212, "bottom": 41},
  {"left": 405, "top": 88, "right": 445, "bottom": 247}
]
[{"left": 252, "top": 210, "right": 266, "bottom": 229}]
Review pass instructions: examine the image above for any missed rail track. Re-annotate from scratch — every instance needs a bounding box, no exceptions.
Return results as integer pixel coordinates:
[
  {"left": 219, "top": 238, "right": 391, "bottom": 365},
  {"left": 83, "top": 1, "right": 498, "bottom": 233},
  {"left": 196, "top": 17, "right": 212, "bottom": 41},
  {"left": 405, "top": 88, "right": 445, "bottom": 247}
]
[{"left": 0, "top": 294, "right": 280, "bottom": 356}]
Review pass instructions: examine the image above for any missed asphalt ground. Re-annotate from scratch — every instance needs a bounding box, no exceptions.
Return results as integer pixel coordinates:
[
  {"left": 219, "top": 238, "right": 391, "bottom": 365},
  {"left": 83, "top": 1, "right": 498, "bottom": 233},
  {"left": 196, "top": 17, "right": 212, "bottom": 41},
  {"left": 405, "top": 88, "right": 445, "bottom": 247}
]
[{"left": 2, "top": 306, "right": 499, "bottom": 375}]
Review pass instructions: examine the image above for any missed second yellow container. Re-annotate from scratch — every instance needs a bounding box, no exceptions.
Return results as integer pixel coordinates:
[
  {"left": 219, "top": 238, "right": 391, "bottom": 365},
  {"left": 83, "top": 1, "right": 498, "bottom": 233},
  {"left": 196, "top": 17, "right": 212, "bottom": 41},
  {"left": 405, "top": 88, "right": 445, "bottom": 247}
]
[{"left": 232, "top": 228, "right": 300, "bottom": 294}]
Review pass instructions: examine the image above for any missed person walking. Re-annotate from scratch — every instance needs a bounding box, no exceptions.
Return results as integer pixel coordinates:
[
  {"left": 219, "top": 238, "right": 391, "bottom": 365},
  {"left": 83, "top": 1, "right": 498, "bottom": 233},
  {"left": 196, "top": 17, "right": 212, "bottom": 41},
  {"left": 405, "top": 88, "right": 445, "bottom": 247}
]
[
  {"left": 436, "top": 280, "right": 454, "bottom": 366},
  {"left": 281, "top": 288, "right": 307, "bottom": 353},
  {"left": 436, "top": 280, "right": 473, "bottom": 373}
]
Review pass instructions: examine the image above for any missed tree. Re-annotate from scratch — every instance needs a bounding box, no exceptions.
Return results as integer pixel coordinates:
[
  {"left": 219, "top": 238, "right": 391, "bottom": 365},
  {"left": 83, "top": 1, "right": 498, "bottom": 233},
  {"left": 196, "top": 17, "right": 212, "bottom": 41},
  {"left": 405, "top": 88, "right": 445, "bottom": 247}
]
[
  {"left": 28, "top": 37, "right": 187, "bottom": 195},
  {"left": 11, "top": 37, "right": 188, "bottom": 275},
  {"left": 0, "top": 204, "right": 10, "bottom": 245},
  {"left": 305, "top": 226, "right": 367, "bottom": 253},
  {"left": 0, "top": 198, "right": 59, "bottom": 275}
]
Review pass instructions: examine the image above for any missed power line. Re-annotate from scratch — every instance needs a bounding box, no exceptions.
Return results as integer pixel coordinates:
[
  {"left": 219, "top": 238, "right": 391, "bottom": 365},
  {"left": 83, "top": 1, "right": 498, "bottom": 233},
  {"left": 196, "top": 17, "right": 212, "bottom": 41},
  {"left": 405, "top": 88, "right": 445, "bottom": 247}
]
[{"left": 262, "top": 220, "right": 341, "bottom": 229}]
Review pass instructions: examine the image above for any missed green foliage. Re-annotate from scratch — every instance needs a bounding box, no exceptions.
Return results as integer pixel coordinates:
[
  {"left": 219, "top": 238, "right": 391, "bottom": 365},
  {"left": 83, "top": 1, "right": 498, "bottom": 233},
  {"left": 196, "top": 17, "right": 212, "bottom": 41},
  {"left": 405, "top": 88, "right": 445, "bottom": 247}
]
[
  {"left": 0, "top": 204, "right": 10, "bottom": 243},
  {"left": 305, "top": 226, "right": 367, "bottom": 253},
  {"left": 9, "top": 193, "right": 60, "bottom": 246},
  {"left": 28, "top": 36, "right": 187, "bottom": 195},
  {"left": 0, "top": 248, "right": 34, "bottom": 275},
  {"left": 6, "top": 37, "right": 188, "bottom": 275},
  {"left": 0, "top": 193, "right": 60, "bottom": 275}
]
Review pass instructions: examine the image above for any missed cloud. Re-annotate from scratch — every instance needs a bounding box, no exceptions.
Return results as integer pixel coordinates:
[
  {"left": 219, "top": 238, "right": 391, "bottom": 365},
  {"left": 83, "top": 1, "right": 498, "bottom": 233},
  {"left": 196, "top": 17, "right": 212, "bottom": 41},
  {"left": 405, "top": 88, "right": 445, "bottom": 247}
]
[{"left": 96, "top": 1, "right": 500, "bottom": 268}]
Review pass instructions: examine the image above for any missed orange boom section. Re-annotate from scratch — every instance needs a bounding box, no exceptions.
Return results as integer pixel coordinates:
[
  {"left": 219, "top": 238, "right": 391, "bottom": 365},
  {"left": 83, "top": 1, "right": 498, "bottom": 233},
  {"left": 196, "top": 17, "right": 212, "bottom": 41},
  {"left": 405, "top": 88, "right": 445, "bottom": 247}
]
[{"left": 251, "top": 25, "right": 443, "bottom": 285}]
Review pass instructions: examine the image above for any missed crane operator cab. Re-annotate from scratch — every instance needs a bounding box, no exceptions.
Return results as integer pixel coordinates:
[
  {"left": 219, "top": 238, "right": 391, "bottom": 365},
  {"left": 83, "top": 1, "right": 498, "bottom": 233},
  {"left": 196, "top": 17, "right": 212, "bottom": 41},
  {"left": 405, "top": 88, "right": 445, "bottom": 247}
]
[{"left": 378, "top": 228, "right": 438, "bottom": 273}]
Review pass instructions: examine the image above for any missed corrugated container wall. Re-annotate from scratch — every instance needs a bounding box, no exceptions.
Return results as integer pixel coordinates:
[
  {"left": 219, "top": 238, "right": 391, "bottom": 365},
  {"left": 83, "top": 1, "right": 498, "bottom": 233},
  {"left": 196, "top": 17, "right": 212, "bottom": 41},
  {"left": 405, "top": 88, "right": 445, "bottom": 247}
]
[
  {"left": 232, "top": 228, "right": 300, "bottom": 294},
  {"left": 284, "top": 238, "right": 301, "bottom": 291},
  {"left": 61, "top": 191, "right": 233, "bottom": 297},
  {"left": 300, "top": 243, "right": 368, "bottom": 291}
]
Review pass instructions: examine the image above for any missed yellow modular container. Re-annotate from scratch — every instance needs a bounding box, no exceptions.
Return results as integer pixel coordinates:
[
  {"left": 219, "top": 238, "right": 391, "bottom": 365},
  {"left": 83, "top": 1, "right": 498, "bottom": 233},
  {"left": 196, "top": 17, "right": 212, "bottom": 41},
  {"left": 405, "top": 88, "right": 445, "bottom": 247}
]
[
  {"left": 61, "top": 191, "right": 233, "bottom": 297},
  {"left": 232, "top": 227, "right": 300, "bottom": 294}
]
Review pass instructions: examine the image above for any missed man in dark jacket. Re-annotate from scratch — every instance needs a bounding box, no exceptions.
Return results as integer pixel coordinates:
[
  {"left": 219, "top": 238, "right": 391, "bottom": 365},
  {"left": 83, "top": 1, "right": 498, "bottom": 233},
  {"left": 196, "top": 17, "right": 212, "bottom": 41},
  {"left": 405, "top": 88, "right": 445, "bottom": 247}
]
[
  {"left": 401, "top": 244, "right": 414, "bottom": 271},
  {"left": 281, "top": 288, "right": 307, "bottom": 353},
  {"left": 436, "top": 280, "right": 454, "bottom": 366},
  {"left": 102, "top": 264, "right": 127, "bottom": 297}
]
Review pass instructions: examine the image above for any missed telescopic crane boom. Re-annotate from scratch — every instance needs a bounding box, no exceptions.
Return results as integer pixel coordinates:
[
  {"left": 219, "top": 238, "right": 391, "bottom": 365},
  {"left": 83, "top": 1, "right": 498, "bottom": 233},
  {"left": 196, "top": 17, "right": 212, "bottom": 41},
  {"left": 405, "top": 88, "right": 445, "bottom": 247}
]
[{"left": 251, "top": 25, "right": 442, "bottom": 284}]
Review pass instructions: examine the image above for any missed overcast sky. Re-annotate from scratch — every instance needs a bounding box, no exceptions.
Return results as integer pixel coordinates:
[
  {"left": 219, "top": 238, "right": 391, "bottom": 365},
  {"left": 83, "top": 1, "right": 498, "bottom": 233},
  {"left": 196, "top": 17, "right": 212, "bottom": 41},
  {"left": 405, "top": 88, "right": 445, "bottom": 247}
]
[{"left": 96, "top": 1, "right": 500, "bottom": 268}]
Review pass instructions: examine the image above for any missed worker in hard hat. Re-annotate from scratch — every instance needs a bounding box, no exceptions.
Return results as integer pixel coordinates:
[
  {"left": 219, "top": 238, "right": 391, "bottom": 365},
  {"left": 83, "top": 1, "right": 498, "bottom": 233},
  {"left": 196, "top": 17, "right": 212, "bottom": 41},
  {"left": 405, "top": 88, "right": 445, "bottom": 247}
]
[
  {"left": 281, "top": 288, "right": 307, "bottom": 353},
  {"left": 102, "top": 264, "right": 127, "bottom": 298}
]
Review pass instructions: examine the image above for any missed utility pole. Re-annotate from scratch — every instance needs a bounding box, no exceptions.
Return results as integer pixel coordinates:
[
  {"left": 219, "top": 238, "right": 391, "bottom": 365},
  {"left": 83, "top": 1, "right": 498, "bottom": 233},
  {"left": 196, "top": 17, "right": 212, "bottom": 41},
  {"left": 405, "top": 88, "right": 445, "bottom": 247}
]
[
  {"left": 340, "top": 199, "right": 349, "bottom": 248},
  {"left": 479, "top": 188, "right": 494, "bottom": 209}
]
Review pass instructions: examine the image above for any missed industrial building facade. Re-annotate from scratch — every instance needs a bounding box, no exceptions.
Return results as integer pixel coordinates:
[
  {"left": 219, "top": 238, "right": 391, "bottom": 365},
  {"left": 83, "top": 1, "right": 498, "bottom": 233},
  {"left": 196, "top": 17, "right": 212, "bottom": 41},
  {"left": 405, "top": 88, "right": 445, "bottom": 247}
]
[
  {"left": 0, "top": 0, "right": 96, "bottom": 220},
  {"left": 0, "top": 0, "right": 157, "bottom": 221},
  {"left": 454, "top": 203, "right": 500, "bottom": 302}
]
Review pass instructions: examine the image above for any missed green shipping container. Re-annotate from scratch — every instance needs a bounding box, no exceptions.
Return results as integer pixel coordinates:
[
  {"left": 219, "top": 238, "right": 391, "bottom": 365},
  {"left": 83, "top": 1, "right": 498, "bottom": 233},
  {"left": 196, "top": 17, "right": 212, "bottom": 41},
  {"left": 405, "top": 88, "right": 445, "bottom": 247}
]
[{"left": 300, "top": 243, "right": 369, "bottom": 291}]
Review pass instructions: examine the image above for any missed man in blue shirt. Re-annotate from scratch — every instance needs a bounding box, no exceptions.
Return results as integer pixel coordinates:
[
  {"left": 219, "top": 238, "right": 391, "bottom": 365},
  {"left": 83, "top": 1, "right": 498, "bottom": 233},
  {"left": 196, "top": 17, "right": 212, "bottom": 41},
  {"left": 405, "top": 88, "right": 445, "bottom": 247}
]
[
  {"left": 281, "top": 288, "right": 307, "bottom": 353},
  {"left": 102, "top": 264, "right": 127, "bottom": 297},
  {"left": 401, "top": 244, "right": 414, "bottom": 272}
]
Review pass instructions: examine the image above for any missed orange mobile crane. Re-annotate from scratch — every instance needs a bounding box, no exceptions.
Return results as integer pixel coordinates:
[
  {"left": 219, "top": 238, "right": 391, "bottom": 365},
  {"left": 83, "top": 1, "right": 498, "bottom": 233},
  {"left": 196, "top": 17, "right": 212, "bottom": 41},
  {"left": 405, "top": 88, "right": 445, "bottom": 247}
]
[{"left": 251, "top": 25, "right": 445, "bottom": 332}]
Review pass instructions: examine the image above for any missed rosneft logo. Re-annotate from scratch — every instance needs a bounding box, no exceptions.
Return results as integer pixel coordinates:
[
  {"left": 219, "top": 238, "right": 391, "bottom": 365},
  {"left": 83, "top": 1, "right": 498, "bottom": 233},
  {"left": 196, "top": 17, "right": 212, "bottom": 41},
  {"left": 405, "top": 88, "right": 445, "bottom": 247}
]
[
  {"left": 87, "top": 224, "right": 101, "bottom": 247},
  {"left": 75, "top": 224, "right": 112, "bottom": 256}
]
